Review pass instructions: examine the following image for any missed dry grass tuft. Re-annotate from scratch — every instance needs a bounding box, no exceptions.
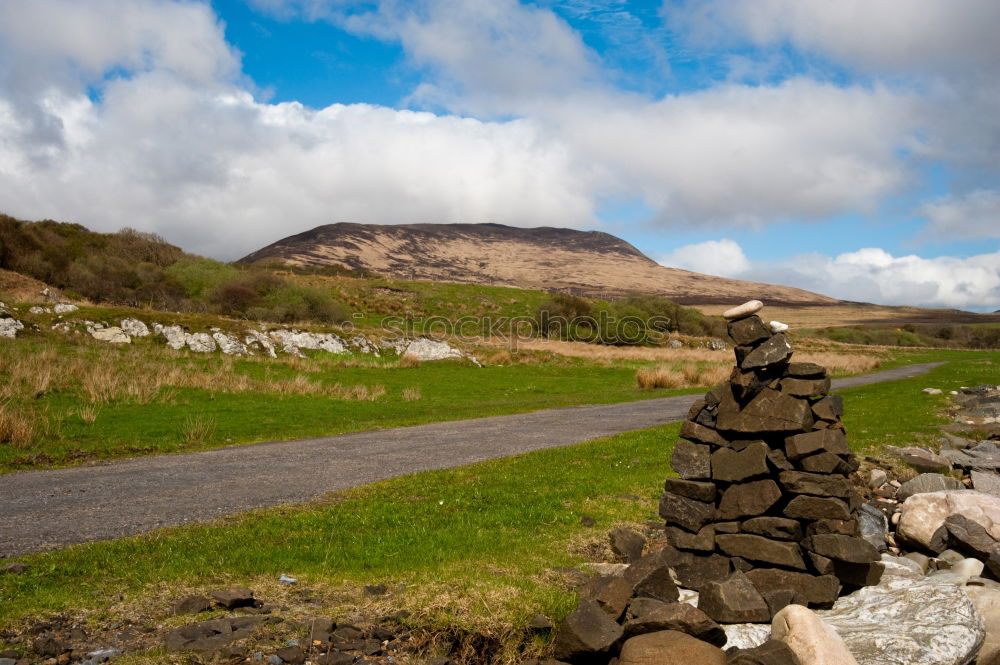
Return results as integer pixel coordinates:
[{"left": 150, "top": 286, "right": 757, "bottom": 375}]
[
  {"left": 399, "top": 354, "right": 422, "bottom": 369},
  {"left": 181, "top": 414, "right": 216, "bottom": 443},
  {"left": 402, "top": 387, "right": 422, "bottom": 401},
  {"left": 636, "top": 366, "right": 685, "bottom": 390},
  {"left": 0, "top": 402, "right": 36, "bottom": 447}
]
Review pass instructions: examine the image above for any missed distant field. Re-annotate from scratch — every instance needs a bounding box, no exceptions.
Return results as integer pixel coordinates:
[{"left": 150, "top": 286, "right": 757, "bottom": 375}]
[{"left": 694, "top": 302, "right": 1000, "bottom": 329}]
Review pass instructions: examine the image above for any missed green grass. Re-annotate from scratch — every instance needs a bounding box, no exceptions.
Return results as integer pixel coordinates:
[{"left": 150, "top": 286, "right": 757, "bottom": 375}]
[{"left": 0, "top": 425, "right": 679, "bottom": 629}]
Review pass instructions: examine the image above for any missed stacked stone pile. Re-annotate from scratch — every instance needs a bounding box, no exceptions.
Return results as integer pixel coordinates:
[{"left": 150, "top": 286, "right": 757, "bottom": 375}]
[{"left": 661, "top": 300, "right": 882, "bottom": 622}]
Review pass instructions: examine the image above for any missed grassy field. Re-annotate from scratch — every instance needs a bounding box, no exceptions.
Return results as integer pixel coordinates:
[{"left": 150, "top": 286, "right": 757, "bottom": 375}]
[{"left": 1, "top": 349, "right": 995, "bottom": 663}]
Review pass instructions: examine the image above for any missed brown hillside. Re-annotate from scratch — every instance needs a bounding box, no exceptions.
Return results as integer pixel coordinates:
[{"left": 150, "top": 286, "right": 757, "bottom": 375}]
[{"left": 240, "top": 222, "right": 838, "bottom": 306}]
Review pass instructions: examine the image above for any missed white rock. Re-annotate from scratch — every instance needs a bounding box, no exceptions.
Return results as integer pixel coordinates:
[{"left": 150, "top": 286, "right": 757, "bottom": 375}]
[
  {"left": 159, "top": 325, "right": 189, "bottom": 350},
  {"left": 770, "top": 320, "right": 789, "bottom": 333},
  {"left": 772, "top": 605, "right": 858, "bottom": 665},
  {"left": 869, "top": 469, "right": 888, "bottom": 489},
  {"left": 269, "top": 329, "right": 347, "bottom": 354},
  {"left": 964, "top": 586, "right": 1000, "bottom": 665},
  {"left": 817, "top": 575, "right": 984, "bottom": 665},
  {"left": 29, "top": 305, "right": 51, "bottom": 314},
  {"left": 212, "top": 332, "right": 247, "bottom": 355},
  {"left": 0, "top": 317, "right": 25, "bottom": 338},
  {"left": 403, "top": 337, "right": 464, "bottom": 361},
  {"left": 349, "top": 334, "right": 380, "bottom": 356},
  {"left": 898, "top": 490, "right": 1000, "bottom": 551},
  {"left": 186, "top": 332, "right": 216, "bottom": 353},
  {"left": 53, "top": 303, "right": 78, "bottom": 313},
  {"left": 878, "top": 556, "right": 926, "bottom": 580},
  {"left": 950, "top": 391, "right": 959, "bottom": 395},
  {"left": 120, "top": 318, "right": 150, "bottom": 337},
  {"left": 379, "top": 337, "right": 409, "bottom": 354},
  {"left": 950, "top": 558, "right": 985, "bottom": 581},
  {"left": 723, "top": 623, "right": 770, "bottom": 650},
  {"left": 244, "top": 329, "right": 277, "bottom": 358},
  {"left": 91, "top": 327, "right": 131, "bottom": 344},
  {"left": 723, "top": 300, "right": 764, "bottom": 320},
  {"left": 923, "top": 388, "right": 943, "bottom": 395}
]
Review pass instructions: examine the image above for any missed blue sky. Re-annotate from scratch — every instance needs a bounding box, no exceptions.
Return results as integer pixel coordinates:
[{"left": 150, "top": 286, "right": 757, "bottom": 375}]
[{"left": 1, "top": 0, "right": 999, "bottom": 309}]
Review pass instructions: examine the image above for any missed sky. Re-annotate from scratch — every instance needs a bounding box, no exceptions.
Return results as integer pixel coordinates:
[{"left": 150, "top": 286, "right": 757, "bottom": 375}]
[{"left": 1, "top": 1, "right": 999, "bottom": 311}]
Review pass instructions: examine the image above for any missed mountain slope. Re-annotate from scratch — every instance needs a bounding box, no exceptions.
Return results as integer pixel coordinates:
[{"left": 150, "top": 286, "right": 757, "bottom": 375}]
[{"left": 240, "top": 222, "right": 839, "bottom": 305}]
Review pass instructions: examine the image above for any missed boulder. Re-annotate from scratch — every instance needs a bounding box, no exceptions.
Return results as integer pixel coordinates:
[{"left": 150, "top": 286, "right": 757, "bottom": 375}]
[
  {"left": 403, "top": 337, "right": 463, "bottom": 361},
  {"left": 245, "top": 329, "right": 278, "bottom": 358},
  {"left": 897, "top": 490, "right": 1000, "bottom": 552},
  {"left": 671, "top": 441, "right": 712, "bottom": 480},
  {"left": 159, "top": 324, "right": 189, "bottom": 350},
  {"left": 728, "top": 316, "right": 772, "bottom": 346},
  {"left": 584, "top": 575, "right": 634, "bottom": 619},
  {"left": 784, "top": 496, "right": 851, "bottom": 522},
  {"left": 896, "top": 474, "right": 965, "bottom": 501},
  {"left": 972, "top": 471, "right": 1000, "bottom": 498},
  {"left": 779, "top": 471, "right": 852, "bottom": 498},
  {"left": 712, "top": 443, "right": 770, "bottom": 482},
  {"left": 53, "top": 303, "right": 78, "bottom": 313},
  {"left": 213, "top": 332, "right": 248, "bottom": 355},
  {"left": 816, "top": 575, "right": 984, "bottom": 665},
  {"left": 716, "top": 534, "right": 807, "bottom": 570},
  {"left": 717, "top": 479, "right": 782, "bottom": 520},
  {"left": 91, "top": 326, "right": 130, "bottom": 344},
  {"left": 120, "top": 318, "right": 150, "bottom": 337},
  {"left": 618, "top": 630, "right": 725, "bottom": 665},
  {"left": 210, "top": 585, "right": 255, "bottom": 609},
  {"left": 717, "top": 388, "right": 813, "bottom": 434},
  {"left": 944, "top": 514, "right": 1000, "bottom": 559},
  {"left": 664, "top": 478, "right": 717, "bottom": 503},
  {"left": 0, "top": 317, "right": 24, "bottom": 338},
  {"left": 811, "top": 395, "right": 844, "bottom": 421},
  {"left": 187, "top": 332, "right": 217, "bottom": 353},
  {"left": 788, "top": 362, "right": 826, "bottom": 378},
  {"left": 785, "top": 430, "right": 849, "bottom": 460},
  {"left": 771, "top": 605, "right": 858, "bottom": 665},
  {"left": 727, "top": 640, "right": 803, "bottom": 665},
  {"left": 856, "top": 504, "right": 888, "bottom": 553},
  {"left": 622, "top": 601, "right": 726, "bottom": 645},
  {"left": 610, "top": 528, "right": 647, "bottom": 564},
  {"left": 802, "top": 535, "right": 879, "bottom": 565},
  {"left": 745, "top": 569, "right": 841, "bottom": 609},
  {"left": 681, "top": 420, "right": 731, "bottom": 447},
  {"left": 739, "top": 334, "right": 793, "bottom": 370},
  {"left": 552, "top": 599, "right": 624, "bottom": 662},
  {"left": 780, "top": 377, "right": 832, "bottom": 398},
  {"left": 963, "top": 586, "right": 1000, "bottom": 665},
  {"left": 623, "top": 552, "right": 680, "bottom": 603},
  {"left": 698, "top": 571, "right": 771, "bottom": 624},
  {"left": 897, "top": 447, "right": 952, "bottom": 473},
  {"left": 660, "top": 491, "right": 717, "bottom": 532}
]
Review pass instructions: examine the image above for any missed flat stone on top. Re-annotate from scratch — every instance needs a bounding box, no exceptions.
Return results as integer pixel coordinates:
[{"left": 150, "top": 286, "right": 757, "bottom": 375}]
[{"left": 723, "top": 300, "right": 764, "bottom": 320}]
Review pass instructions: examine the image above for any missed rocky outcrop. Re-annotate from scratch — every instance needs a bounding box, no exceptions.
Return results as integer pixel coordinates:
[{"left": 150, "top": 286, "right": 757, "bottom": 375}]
[{"left": 0, "top": 316, "right": 24, "bottom": 338}]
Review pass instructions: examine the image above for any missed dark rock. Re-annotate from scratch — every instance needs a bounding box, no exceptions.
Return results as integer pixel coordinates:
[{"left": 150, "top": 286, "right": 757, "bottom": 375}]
[
  {"left": 728, "top": 316, "right": 771, "bottom": 346},
  {"left": 174, "top": 595, "right": 213, "bottom": 615},
  {"left": 761, "top": 589, "right": 806, "bottom": 619},
  {"left": 33, "top": 637, "right": 68, "bottom": 658},
  {"left": 671, "top": 441, "right": 712, "bottom": 480},
  {"left": 730, "top": 556, "right": 754, "bottom": 573},
  {"left": 784, "top": 496, "right": 851, "bottom": 521},
  {"left": 716, "top": 388, "right": 813, "bottom": 434},
  {"left": 0, "top": 563, "right": 28, "bottom": 575},
  {"left": 787, "top": 362, "right": 826, "bottom": 379},
  {"left": 164, "top": 617, "right": 264, "bottom": 653},
  {"left": 364, "top": 584, "right": 388, "bottom": 596},
  {"left": 715, "top": 521, "right": 740, "bottom": 534},
  {"left": 306, "top": 618, "right": 336, "bottom": 643},
  {"left": 584, "top": 575, "right": 634, "bottom": 620},
  {"left": 681, "top": 420, "right": 730, "bottom": 447},
  {"left": 276, "top": 646, "right": 306, "bottom": 664},
  {"left": 698, "top": 571, "right": 770, "bottom": 624},
  {"left": 730, "top": 369, "right": 770, "bottom": 402},
  {"left": 580, "top": 515, "right": 596, "bottom": 527},
  {"left": 945, "top": 514, "right": 1000, "bottom": 559},
  {"left": 623, "top": 552, "right": 680, "bottom": 603},
  {"left": 778, "top": 471, "right": 852, "bottom": 498},
  {"left": 744, "top": 569, "right": 841, "bottom": 608},
  {"left": 618, "top": 630, "right": 726, "bottom": 665},
  {"left": 726, "top": 640, "right": 803, "bottom": 665},
  {"left": 742, "top": 517, "right": 802, "bottom": 541},
  {"left": 899, "top": 447, "right": 952, "bottom": 473},
  {"left": 832, "top": 561, "right": 884, "bottom": 587},
  {"left": 316, "top": 653, "right": 354, "bottom": 665},
  {"left": 610, "top": 528, "right": 647, "bottom": 563},
  {"left": 552, "top": 599, "right": 624, "bottom": 662},
  {"left": 739, "top": 334, "right": 792, "bottom": 370},
  {"left": 798, "top": 452, "right": 851, "bottom": 474},
  {"left": 0, "top": 651, "right": 21, "bottom": 660},
  {"left": 802, "top": 534, "right": 879, "bottom": 564},
  {"left": 712, "top": 443, "right": 770, "bottom": 482},
  {"left": 657, "top": 546, "right": 731, "bottom": 591},
  {"left": 688, "top": 398, "right": 709, "bottom": 421},
  {"left": 784, "top": 429, "right": 849, "bottom": 460},
  {"left": 666, "top": 525, "right": 716, "bottom": 552},
  {"left": 807, "top": 552, "right": 835, "bottom": 575},
  {"left": 663, "top": 478, "right": 717, "bottom": 503},
  {"left": 715, "top": 534, "right": 807, "bottom": 570},
  {"left": 779, "top": 377, "right": 831, "bottom": 398},
  {"left": 623, "top": 601, "right": 726, "bottom": 646},
  {"left": 857, "top": 503, "right": 888, "bottom": 552},
  {"left": 896, "top": 473, "right": 965, "bottom": 501},
  {"left": 210, "top": 586, "right": 255, "bottom": 609},
  {"left": 805, "top": 519, "right": 859, "bottom": 537},
  {"left": 660, "top": 491, "right": 716, "bottom": 532},
  {"left": 766, "top": 449, "right": 794, "bottom": 472},
  {"left": 810, "top": 395, "right": 843, "bottom": 421},
  {"left": 529, "top": 614, "right": 555, "bottom": 630},
  {"left": 717, "top": 479, "right": 782, "bottom": 520}
]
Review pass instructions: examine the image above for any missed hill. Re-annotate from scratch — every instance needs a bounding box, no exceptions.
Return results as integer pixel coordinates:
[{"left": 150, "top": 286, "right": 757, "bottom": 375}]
[{"left": 239, "top": 222, "right": 839, "bottom": 306}]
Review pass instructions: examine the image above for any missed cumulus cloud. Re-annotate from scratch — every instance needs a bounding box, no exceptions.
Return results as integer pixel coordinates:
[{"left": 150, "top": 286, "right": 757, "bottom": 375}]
[
  {"left": 712, "top": 242, "right": 1000, "bottom": 310},
  {"left": 658, "top": 238, "right": 750, "bottom": 277}
]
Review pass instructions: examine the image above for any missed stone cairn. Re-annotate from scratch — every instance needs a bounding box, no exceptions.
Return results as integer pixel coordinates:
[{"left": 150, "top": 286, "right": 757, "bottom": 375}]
[{"left": 661, "top": 299, "right": 883, "bottom": 623}]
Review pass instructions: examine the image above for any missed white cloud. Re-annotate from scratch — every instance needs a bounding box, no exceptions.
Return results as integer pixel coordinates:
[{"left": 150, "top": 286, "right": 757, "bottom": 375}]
[
  {"left": 658, "top": 239, "right": 750, "bottom": 277},
  {"left": 919, "top": 190, "right": 1000, "bottom": 240},
  {"left": 712, "top": 241, "right": 1000, "bottom": 310}
]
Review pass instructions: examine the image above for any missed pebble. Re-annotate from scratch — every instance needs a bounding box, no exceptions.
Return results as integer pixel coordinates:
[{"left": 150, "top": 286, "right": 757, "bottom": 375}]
[
  {"left": 723, "top": 300, "right": 764, "bottom": 320},
  {"left": 868, "top": 469, "right": 887, "bottom": 489},
  {"left": 278, "top": 574, "right": 297, "bottom": 585},
  {"left": 769, "top": 321, "right": 789, "bottom": 333},
  {"left": 922, "top": 388, "right": 943, "bottom": 395}
]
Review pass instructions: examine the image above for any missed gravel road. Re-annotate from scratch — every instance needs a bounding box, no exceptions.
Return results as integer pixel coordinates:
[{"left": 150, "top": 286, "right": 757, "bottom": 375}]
[{"left": 0, "top": 362, "right": 941, "bottom": 557}]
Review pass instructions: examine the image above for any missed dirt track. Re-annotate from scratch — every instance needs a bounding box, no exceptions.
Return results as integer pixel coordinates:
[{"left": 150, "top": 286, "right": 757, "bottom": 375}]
[{"left": 0, "top": 362, "right": 942, "bottom": 558}]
